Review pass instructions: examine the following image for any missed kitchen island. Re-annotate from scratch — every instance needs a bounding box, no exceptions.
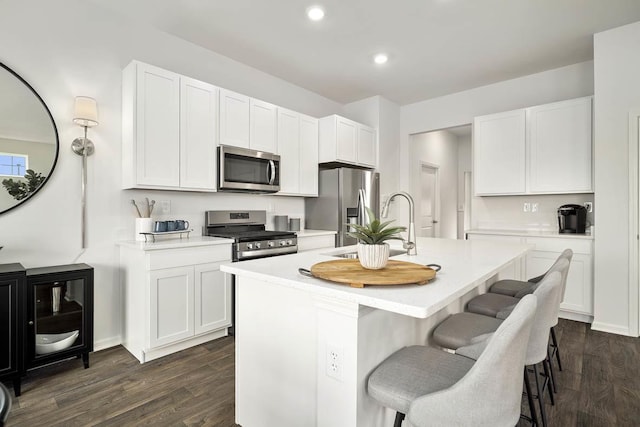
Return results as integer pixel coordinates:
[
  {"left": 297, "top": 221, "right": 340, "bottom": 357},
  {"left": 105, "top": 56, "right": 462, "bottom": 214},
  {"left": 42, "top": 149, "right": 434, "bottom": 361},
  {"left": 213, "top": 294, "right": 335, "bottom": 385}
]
[{"left": 221, "top": 237, "right": 531, "bottom": 427}]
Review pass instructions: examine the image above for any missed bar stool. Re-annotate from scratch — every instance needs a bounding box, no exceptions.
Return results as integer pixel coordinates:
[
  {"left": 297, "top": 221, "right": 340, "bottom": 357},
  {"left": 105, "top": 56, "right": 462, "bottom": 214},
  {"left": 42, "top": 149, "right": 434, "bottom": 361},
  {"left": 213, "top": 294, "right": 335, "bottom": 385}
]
[
  {"left": 432, "top": 270, "right": 564, "bottom": 426},
  {"left": 367, "top": 295, "right": 537, "bottom": 427},
  {"left": 0, "top": 382, "right": 11, "bottom": 427}
]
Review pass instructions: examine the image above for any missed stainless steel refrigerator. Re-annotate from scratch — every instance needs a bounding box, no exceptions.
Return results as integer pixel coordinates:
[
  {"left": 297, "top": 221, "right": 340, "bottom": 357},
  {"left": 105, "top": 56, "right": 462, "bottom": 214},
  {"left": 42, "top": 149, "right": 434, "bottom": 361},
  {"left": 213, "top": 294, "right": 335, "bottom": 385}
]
[{"left": 305, "top": 167, "right": 380, "bottom": 247}]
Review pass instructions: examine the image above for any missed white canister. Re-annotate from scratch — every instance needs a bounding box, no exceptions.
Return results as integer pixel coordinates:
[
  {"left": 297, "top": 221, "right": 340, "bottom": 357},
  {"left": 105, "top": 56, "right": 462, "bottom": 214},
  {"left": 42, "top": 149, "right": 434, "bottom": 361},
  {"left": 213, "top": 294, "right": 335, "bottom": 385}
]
[{"left": 135, "top": 218, "right": 154, "bottom": 241}]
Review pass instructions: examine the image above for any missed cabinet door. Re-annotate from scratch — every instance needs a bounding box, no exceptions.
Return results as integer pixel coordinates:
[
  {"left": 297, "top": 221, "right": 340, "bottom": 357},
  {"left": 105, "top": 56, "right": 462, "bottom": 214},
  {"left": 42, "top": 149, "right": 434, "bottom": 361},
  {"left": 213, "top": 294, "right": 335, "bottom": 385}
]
[
  {"left": 277, "top": 108, "right": 300, "bottom": 194},
  {"left": 194, "top": 263, "right": 231, "bottom": 335},
  {"left": 336, "top": 117, "right": 358, "bottom": 163},
  {"left": 528, "top": 97, "right": 592, "bottom": 193},
  {"left": 299, "top": 115, "right": 319, "bottom": 196},
  {"left": 357, "top": 125, "right": 376, "bottom": 167},
  {"left": 473, "top": 109, "right": 526, "bottom": 195},
  {"left": 250, "top": 99, "right": 278, "bottom": 153},
  {"left": 220, "top": 89, "right": 250, "bottom": 148},
  {"left": 149, "top": 267, "right": 194, "bottom": 348},
  {"left": 0, "top": 279, "right": 17, "bottom": 376},
  {"left": 135, "top": 63, "right": 180, "bottom": 187},
  {"left": 180, "top": 77, "right": 218, "bottom": 190},
  {"left": 526, "top": 250, "right": 593, "bottom": 315}
]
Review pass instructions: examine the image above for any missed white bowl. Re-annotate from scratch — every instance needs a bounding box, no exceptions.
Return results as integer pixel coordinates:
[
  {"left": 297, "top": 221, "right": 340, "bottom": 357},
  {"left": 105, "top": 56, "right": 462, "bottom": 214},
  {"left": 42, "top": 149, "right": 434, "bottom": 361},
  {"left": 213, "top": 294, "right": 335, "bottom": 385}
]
[{"left": 35, "top": 330, "right": 79, "bottom": 355}]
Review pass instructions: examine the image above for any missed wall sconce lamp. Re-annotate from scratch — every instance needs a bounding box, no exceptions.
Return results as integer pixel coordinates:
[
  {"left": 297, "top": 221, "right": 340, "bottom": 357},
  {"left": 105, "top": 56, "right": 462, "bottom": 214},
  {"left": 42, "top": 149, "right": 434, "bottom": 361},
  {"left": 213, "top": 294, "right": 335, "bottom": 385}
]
[{"left": 71, "top": 96, "right": 99, "bottom": 249}]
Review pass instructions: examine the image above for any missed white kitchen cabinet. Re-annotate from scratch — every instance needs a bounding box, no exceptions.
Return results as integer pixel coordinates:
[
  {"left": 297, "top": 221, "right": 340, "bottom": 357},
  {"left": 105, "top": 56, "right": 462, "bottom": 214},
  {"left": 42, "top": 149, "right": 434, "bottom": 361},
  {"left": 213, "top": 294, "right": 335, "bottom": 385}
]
[
  {"left": 319, "top": 115, "right": 377, "bottom": 168},
  {"left": 527, "top": 97, "right": 593, "bottom": 193},
  {"left": 219, "top": 88, "right": 251, "bottom": 149},
  {"left": 473, "top": 96, "right": 593, "bottom": 196},
  {"left": 466, "top": 231, "right": 594, "bottom": 321},
  {"left": 250, "top": 98, "right": 278, "bottom": 153},
  {"left": 277, "top": 108, "right": 319, "bottom": 196},
  {"left": 296, "top": 232, "right": 336, "bottom": 252},
  {"left": 473, "top": 109, "right": 526, "bottom": 195},
  {"left": 119, "top": 241, "right": 232, "bottom": 363},
  {"left": 122, "top": 61, "right": 218, "bottom": 191}
]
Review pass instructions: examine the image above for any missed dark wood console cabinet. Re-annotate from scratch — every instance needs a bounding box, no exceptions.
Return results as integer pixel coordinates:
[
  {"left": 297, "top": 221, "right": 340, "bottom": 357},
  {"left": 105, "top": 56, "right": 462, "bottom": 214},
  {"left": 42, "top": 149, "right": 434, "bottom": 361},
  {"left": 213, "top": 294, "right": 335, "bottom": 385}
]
[{"left": 0, "top": 263, "right": 93, "bottom": 396}]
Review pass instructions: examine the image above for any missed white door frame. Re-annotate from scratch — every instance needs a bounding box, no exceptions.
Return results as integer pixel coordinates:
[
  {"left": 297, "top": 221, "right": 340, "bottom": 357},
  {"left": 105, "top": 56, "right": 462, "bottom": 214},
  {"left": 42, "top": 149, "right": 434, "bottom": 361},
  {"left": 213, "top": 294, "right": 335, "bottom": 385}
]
[
  {"left": 628, "top": 109, "right": 640, "bottom": 337},
  {"left": 417, "top": 161, "right": 441, "bottom": 238}
]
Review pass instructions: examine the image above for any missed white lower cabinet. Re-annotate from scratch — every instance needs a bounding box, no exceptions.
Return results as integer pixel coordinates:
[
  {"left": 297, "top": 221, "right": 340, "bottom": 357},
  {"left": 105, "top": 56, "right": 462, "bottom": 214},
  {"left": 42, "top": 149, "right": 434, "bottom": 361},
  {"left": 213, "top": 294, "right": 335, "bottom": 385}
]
[
  {"left": 296, "top": 232, "right": 336, "bottom": 252},
  {"left": 120, "top": 243, "right": 232, "bottom": 363},
  {"left": 467, "top": 232, "right": 593, "bottom": 320}
]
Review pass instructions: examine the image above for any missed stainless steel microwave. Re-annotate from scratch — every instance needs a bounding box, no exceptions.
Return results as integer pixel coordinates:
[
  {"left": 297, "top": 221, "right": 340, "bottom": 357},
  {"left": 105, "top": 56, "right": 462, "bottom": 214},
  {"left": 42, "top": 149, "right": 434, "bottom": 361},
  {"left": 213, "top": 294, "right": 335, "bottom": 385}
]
[{"left": 218, "top": 145, "right": 280, "bottom": 193}]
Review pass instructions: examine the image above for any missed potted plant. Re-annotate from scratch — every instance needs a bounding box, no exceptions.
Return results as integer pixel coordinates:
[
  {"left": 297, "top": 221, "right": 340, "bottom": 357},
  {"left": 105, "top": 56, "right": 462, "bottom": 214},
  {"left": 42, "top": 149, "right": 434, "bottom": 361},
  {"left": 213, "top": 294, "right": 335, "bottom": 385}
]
[{"left": 346, "top": 207, "right": 407, "bottom": 269}]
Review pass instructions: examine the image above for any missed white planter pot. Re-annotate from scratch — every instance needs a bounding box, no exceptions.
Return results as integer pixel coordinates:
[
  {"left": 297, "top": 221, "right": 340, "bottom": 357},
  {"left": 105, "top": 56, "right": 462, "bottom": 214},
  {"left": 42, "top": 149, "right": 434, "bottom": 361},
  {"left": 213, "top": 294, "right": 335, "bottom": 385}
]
[{"left": 357, "top": 243, "right": 389, "bottom": 270}]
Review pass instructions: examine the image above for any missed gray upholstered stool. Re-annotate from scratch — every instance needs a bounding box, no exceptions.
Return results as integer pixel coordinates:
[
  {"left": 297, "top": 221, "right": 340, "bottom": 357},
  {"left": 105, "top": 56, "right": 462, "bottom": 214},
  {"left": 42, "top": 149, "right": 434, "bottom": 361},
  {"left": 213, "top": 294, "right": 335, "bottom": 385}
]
[
  {"left": 368, "top": 295, "right": 537, "bottom": 427},
  {"left": 0, "top": 382, "right": 11, "bottom": 427},
  {"left": 431, "top": 270, "right": 565, "bottom": 427}
]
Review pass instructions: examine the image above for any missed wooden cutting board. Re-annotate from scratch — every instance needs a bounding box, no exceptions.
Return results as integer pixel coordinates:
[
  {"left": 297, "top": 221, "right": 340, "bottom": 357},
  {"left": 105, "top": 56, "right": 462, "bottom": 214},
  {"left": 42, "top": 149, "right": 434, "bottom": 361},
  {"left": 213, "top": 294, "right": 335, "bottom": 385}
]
[{"left": 309, "top": 259, "right": 437, "bottom": 288}]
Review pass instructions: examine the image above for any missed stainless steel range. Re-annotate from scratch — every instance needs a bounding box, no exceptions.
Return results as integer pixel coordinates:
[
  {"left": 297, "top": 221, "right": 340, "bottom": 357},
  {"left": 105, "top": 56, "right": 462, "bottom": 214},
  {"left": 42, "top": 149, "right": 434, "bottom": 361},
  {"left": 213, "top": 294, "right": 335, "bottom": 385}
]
[
  {"left": 204, "top": 210, "right": 297, "bottom": 336},
  {"left": 204, "top": 210, "right": 297, "bottom": 261}
]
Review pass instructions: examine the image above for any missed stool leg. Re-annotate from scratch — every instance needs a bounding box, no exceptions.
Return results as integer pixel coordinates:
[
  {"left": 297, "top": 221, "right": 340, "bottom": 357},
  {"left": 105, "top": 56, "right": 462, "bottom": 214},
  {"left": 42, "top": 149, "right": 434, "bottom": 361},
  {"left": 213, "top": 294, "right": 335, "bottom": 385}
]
[
  {"left": 542, "top": 359, "right": 555, "bottom": 406},
  {"left": 394, "top": 412, "right": 405, "bottom": 427},
  {"left": 533, "top": 364, "right": 548, "bottom": 427},
  {"left": 523, "top": 367, "right": 539, "bottom": 426},
  {"left": 551, "top": 326, "right": 562, "bottom": 371},
  {"left": 547, "top": 346, "right": 558, "bottom": 393}
]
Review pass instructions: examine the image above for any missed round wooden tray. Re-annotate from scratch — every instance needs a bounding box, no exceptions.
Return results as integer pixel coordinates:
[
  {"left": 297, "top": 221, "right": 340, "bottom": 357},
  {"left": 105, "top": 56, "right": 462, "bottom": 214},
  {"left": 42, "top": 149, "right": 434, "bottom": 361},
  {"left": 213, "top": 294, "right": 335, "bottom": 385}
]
[{"left": 308, "top": 259, "right": 437, "bottom": 288}]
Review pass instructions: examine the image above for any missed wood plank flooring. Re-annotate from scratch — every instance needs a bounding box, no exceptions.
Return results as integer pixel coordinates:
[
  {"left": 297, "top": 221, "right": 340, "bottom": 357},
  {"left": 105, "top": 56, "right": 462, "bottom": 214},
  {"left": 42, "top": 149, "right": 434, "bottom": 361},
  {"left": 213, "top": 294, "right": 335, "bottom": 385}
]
[{"left": 5, "top": 319, "right": 640, "bottom": 426}]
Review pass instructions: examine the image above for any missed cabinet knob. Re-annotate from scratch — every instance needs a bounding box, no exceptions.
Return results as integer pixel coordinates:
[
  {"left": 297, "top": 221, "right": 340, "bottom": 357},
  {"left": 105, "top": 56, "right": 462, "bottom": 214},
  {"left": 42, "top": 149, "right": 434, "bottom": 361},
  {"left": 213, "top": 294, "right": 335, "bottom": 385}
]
[{"left": 28, "top": 320, "right": 34, "bottom": 326}]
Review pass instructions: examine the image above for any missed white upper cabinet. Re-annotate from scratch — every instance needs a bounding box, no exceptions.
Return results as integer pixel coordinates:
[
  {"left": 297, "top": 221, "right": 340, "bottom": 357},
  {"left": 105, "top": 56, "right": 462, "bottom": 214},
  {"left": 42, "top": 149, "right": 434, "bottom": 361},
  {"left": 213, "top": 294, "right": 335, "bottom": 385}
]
[
  {"left": 180, "top": 77, "right": 218, "bottom": 190},
  {"left": 250, "top": 99, "right": 278, "bottom": 153},
  {"left": 319, "top": 115, "right": 377, "bottom": 168},
  {"left": 219, "top": 88, "right": 251, "bottom": 149},
  {"left": 473, "top": 109, "right": 527, "bottom": 195},
  {"left": 473, "top": 96, "right": 593, "bottom": 196},
  {"left": 122, "top": 61, "right": 217, "bottom": 191},
  {"left": 276, "top": 108, "right": 318, "bottom": 196},
  {"left": 527, "top": 97, "right": 592, "bottom": 193}
]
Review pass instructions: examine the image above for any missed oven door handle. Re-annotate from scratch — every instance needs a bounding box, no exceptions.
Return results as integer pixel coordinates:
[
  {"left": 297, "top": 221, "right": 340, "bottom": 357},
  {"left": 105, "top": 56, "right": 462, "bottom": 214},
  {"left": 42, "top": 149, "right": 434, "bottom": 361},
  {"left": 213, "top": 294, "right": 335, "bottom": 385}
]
[{"left": 268, "top": 160, "right": 276, "bottom": 185}]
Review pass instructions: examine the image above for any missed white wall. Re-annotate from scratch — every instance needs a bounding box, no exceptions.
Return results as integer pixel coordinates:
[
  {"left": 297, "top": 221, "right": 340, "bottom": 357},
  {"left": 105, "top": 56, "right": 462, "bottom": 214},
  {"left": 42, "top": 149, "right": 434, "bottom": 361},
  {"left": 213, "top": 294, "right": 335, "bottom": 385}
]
[
  {"left": 593, "top": 21, "right": 640, "bottom": 335},
  {"left": 410, "top": 130, "right": 459, "bottom": 239},
  {"left": 0, "top": 0, "right": 342, "bottom": 349},
  {"left": 457, "top": 134, "right": 471, "bottom": 238}
]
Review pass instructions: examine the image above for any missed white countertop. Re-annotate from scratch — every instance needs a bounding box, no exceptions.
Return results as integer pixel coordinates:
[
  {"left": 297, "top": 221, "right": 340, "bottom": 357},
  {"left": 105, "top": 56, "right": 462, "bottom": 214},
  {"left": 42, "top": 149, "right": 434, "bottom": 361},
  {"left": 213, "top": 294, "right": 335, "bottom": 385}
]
[
  {"left": 221, "top": 237, "right": 532, "bottom": 319},
  {"left": 466, "top": 228, "right": 594, "bottom": 240},
  {"left": 295, "top": 229, "right": 337, "bottom": 237},
  {"left": 118, "top": 236, "right": 233, "bottom": 251}
]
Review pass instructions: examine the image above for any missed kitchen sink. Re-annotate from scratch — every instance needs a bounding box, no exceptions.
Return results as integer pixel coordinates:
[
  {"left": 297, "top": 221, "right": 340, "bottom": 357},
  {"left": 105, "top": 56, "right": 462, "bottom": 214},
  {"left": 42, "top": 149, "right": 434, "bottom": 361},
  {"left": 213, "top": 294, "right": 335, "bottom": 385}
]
[{"left": 330, "top": 248, "right": 407, "bottom": 259}]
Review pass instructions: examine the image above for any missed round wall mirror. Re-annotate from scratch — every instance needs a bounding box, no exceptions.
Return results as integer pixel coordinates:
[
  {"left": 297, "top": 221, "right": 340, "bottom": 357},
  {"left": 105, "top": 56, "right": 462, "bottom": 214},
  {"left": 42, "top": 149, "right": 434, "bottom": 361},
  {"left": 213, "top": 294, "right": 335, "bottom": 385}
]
[{"left": 0, "top": 62, "right": 59, "bottom": 215}]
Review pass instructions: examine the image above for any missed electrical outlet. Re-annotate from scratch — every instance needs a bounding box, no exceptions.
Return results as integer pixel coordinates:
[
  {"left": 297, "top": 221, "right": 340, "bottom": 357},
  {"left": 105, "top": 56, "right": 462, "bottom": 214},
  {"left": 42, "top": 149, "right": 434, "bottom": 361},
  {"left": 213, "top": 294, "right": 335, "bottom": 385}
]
[
  {"left": 584, "top": 202, "right": 593, "bottom": 213},
  {"left": 326, "top": 344, "right": 342, "bottom": 380},
  {"left": 532, "top": 203, "right": 539, "bottom": 213},
  {"left": 160, "top": 200, "right": 171, "bottom": 214},
  {"left": 523, "top": 202, "right": 531, "bottom": 213}
]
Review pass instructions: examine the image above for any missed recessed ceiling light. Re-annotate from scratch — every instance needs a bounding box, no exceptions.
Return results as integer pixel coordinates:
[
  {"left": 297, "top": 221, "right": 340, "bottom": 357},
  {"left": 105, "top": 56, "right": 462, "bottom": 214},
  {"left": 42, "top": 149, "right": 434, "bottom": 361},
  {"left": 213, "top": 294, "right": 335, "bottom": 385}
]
[
  {"left": 307, "top": 6, "right": 325, "bottom": 21},
  {"left": 374, "top": 53, "right": 388, "bottom": 65}
]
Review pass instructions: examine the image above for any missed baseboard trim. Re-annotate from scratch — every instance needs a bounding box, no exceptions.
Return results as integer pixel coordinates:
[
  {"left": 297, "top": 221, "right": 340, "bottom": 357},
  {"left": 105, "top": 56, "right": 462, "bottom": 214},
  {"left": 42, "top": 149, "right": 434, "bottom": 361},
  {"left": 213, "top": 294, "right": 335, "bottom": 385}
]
[
  {"left": 559, "top": 311, "right": 593, "bottom": 323},
  {"left": 591, "top": 321, "right": 633, "bottom": 337},
  {"left": 94, "top": 335, "right": 122, "bottom": 352}
]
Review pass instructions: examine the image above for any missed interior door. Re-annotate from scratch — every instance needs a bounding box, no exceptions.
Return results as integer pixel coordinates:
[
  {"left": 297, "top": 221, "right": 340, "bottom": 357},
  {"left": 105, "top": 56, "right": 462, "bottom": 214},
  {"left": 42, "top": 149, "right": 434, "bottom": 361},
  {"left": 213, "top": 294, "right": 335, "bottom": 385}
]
[{"left": 420, "top": 164, "right": 438, "bottom": 237}]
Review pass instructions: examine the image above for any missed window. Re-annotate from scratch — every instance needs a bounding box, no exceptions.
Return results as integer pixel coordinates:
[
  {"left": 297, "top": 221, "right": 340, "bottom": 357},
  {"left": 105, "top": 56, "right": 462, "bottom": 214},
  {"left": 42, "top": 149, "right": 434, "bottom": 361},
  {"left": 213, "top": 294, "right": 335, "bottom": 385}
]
[{"left": 0, "top": 153, "right": 28, "bottom": 177}]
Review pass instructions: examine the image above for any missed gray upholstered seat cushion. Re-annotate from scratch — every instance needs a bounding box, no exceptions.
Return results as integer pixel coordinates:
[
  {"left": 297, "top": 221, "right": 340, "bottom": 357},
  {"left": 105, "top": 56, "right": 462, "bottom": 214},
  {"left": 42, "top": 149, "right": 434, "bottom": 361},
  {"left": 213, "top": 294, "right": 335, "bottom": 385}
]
[
  {"left": 367, "top": 346, "right": 474, "bottom": 414},
  {"left": 432, "top": 312, "right": 503, "bottom": 350},
  {"left": 466, "top": 293, "right": 519, "bottom": 317},
  {"left": 489, "top": 279, "right": 532, "bottom": 297}
]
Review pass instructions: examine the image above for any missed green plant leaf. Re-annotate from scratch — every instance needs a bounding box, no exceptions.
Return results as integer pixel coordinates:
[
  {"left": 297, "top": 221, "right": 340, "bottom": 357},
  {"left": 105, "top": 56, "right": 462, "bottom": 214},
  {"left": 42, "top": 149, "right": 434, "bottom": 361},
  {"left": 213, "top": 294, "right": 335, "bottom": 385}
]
[{"left": 345, "top": 208, "right": 407, "bottom": 245}]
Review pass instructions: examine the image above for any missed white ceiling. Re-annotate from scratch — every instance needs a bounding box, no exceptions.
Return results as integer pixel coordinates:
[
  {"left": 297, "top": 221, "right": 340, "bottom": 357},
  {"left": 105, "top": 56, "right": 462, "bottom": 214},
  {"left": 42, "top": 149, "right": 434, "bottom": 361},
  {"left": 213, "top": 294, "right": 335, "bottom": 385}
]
[{"left": 96, "top": 0, "right": 640, "bottom": 105}]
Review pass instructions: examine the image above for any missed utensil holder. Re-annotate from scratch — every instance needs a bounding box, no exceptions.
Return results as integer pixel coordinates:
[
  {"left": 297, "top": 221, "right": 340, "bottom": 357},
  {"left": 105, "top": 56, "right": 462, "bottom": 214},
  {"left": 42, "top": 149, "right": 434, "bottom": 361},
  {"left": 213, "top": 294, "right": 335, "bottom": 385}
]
[
  {"left": 289, "top": 218, "right": 301, "bottom": 231},
  {"left": 274, "top": 215, "right": 289, "bottom": 231},
  {"left": 135, "top": 218, "right": 154, "bottom": 241}
]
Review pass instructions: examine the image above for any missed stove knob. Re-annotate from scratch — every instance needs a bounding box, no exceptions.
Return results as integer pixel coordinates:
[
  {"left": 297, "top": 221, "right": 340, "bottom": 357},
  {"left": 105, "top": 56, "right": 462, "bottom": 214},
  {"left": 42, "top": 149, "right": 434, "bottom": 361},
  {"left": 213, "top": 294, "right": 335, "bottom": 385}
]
[
  {"left": 279, "top": 240, "right": 286, "bottom": 246},
  {"left": 287, "top": 240, "right": 293, "bottom": 245},
  {"left": 255, "top": 242, "right": 261, "bottom": 249},
  {"left": 268, "top": 241, "right": 275, "bottom": 248},
  {"left": 247, "top": 243, "right": 254, "bottom": 250}
]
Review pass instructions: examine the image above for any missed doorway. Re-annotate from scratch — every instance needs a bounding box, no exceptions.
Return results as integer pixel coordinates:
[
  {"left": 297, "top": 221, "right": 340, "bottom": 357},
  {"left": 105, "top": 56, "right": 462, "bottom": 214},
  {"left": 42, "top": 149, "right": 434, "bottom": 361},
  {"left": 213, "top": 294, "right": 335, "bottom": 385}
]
[{"left": 419, "top": 163, "right": 439, "bottom": 237}]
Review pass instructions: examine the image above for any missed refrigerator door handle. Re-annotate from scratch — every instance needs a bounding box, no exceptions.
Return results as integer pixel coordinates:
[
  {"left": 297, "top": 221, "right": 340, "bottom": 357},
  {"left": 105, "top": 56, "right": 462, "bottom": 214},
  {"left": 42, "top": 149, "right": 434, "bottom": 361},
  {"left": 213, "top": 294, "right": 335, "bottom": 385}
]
[{"left": 358, "top": 189, "right": 367, "bottom": 225}]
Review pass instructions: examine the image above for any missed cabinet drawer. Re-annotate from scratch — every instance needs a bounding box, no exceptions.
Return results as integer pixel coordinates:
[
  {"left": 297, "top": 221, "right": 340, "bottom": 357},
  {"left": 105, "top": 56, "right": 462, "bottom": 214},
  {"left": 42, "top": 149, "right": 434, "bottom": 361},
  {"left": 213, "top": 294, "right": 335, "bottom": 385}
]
[
  {"left": 526, "top": 237, "right": 592, "bottom": 255},
  {"left": 297, "top": 235, "right": 335, "bottom": 252},
  {"left": 148, "top": 245, "right": 231, "bottom": 270}
]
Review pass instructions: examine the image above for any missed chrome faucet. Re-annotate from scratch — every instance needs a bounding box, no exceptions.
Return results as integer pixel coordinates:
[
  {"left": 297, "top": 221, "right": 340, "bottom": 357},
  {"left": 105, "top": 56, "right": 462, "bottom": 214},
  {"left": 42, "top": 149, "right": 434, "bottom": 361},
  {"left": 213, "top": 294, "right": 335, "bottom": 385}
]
[{"left": 381, "top": 191, "right": 417, "bottom": 255}]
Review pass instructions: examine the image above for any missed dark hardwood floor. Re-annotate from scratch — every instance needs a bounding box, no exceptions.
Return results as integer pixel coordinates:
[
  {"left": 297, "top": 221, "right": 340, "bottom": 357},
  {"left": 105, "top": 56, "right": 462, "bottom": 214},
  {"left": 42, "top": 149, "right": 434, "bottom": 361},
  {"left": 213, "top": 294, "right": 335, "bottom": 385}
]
[{"left": 5, "top": 319, "right": 640, "bottom": 426}]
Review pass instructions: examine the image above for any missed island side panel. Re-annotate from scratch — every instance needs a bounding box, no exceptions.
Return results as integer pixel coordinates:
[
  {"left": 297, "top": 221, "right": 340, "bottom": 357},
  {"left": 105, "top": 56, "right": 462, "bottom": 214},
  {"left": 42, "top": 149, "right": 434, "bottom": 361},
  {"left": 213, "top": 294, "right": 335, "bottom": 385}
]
[{"left": 235, "top": 276, "right": 318, "bottom": 427}]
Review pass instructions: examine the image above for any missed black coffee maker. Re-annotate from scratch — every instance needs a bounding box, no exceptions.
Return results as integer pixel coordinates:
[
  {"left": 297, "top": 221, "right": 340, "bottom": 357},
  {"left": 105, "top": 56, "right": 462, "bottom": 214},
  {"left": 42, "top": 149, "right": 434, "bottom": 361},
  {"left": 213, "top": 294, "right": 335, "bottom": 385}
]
[{"left": 558, "top": 204, "right": 587, "bottom": 234}]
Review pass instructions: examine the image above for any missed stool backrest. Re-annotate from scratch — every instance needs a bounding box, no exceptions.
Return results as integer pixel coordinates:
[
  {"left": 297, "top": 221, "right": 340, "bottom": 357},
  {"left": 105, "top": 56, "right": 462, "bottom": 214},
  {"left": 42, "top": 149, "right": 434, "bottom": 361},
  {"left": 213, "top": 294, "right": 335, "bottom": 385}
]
[
  {"left": 407, "top": 295, "right": 537, "bottom": 427},
  {"left": 0, "top": 382, "right": 11, "bottom": 426}
]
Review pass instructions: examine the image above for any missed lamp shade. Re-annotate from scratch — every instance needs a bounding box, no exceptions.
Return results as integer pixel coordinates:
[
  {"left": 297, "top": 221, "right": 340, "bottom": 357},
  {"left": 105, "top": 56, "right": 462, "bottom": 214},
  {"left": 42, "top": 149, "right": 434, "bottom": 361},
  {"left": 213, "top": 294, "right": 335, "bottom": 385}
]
[{"left": 73, "top": 96, "right": 99, "bottom": 127}]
